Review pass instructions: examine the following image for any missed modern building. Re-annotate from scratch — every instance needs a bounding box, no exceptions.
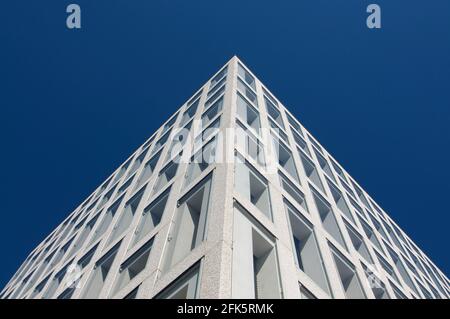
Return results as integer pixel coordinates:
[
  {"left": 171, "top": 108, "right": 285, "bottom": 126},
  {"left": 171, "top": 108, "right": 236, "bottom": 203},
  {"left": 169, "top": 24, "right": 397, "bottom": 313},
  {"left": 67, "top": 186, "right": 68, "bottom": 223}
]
[{"left": 1, "top": 56, "right": 448, "bottom": 299}]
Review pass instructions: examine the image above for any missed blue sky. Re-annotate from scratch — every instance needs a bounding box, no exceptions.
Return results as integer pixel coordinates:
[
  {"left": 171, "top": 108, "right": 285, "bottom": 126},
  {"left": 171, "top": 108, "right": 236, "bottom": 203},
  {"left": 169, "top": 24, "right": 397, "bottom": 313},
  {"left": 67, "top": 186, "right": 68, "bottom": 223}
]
[{"left": 0, "top": 0, "right": 449, "bottom": 289}]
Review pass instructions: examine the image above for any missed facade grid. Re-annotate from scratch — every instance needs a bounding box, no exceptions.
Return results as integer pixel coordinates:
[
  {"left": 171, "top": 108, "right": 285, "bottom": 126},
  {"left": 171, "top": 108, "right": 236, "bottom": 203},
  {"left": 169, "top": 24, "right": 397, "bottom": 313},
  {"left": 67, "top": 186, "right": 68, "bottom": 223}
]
[{"left": 1, "top": 56, "right": 449, "bottom": 299}]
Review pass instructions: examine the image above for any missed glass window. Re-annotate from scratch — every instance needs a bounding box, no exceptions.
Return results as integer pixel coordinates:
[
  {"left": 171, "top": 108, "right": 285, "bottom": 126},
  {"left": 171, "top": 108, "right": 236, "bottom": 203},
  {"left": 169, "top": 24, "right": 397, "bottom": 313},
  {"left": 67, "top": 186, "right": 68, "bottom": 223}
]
[
  {"left": 155, "top": 263, "right": 201, "bottom": 299},
  {"left": 236, "top": 93, "right": 260, "bottom": 132},
  {"left": 279, "top": 172, "right": 308, "bottom": 213},
  {"left": 286, "top": 202, "right": 330, "bottom": 295},
  {"left": 202, "top": 97, "right": 223, "bottom": 127},
  {"left": 238, "top": 62, "right": 256, "bottom": 90},
  {"left": 231, "top": 205, "right": 282, "bottom": 299},
  {"left": 153, "top": 160, "right": 179, "bottom": 194},
  {"left": 112, "top": 239, "right": 153, "bottom": 295},
  {"left": 329, "top": 244, "right": 366, "bottom": 299},
  {"left": 264, "top": 97, "right": 284, "bottom": 129},
  {"left": 163, "top": 175, "right": 213, "bottom": 270},
  {"left": 234, "top": 155, "right": 272, "bottom": 220},
  {"left": 81, "top": 242, "right": 121, "bottom": 299}
]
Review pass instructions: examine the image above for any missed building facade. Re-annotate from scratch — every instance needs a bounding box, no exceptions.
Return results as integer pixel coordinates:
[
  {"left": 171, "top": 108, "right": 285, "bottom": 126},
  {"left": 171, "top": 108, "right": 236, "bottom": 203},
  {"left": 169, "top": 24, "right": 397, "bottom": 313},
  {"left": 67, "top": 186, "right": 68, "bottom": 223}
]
[{"left": 1, "top": 56, "right": 448, "bottom": 299}]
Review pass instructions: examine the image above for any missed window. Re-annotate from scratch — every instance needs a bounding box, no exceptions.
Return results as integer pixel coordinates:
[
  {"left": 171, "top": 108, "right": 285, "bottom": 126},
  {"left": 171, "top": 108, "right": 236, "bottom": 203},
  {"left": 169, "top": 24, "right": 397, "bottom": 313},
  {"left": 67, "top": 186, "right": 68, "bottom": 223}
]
[
  {"left": 271, "top": 135, "right": 299, "bottom": 182},
  {"left": 134, "top": 150, "right": 161, "bottom": 190},
  {"left": 351, "top": 181, "right": 371, "bottom": 209},
  {"left": 185, "top": 137, "right": 217, "bottom": 186},
  {"left": 112, "top": 239, "right": 153, "bottom": 295},
  {"left": 232, "top": 206, "right": 282, "bottom": 299},
  {"left": 314, "top": 149, "right": 336, "bottom": 183},
  {"left": 264, "top": 97, "right": 284, "bottom": 129},
  {"left": 97, "top": 184, "right": 117, "bottom": 208},
  {"left": 234, "top": 155, "right": 272, "bottom": 220},
  {"left": 113, "top": 160, "right": 131, "bottom": 184},
  {"left": 326, "top": 178, "right": 354, "bottom": 224},
  {"left": 134, "top": 188, "right": 170, "bottom": 245},
  {"left": 108, "top": 189, "right": 145, "bottom": 244},
  {"left": 180, "top": 98, "right": 200, "bottom": 126},
  {"left": 386, "top": 246, "right": 418, "bottom": 295},
  {"left": 205, "top": 85, "right": 225, "bottom": 110},
  {"left": 155, "top": 263, "right": 201, "bottom": 299},
  {"left": 360, "top": 219, "right": 383, "bottom": 253},
  {"left": 235, "top": 121, "right": 265, "bottom": 166},
  {"left": 207, "top": 76, "right": 226, "bottom": 98},
  {"left": 30, "top": 273, "right": 52, "bottom": 298},
  {"left": 89, "top": 195, "right": 124, "bottom": 245},
  {"left": 237, "top": 78, "right": 258, "bottom": 106},
  {"left": 311, "top": 189, "right": 346, "bottom": 249},
  {"left": 238, "top": 62, "right": 256, "bottom": 90},
  {"left": 68, "top": 214, "right": 99, "bottom": 257},
  {"left": 308, "top": 134, "right": 323, "bottom": 155},
  {"left": 202, "top": 97, "right": 223, "bottom": 127},
  {"left": 51, "top": 237, "right": 75, "bottom": 269},
  {"left": 299, "top": 151, "right": 325, "bottom": 193},
  {"left": 236, "top": 93, "right": 260, "bottom": 131},
  {"left": 286, "top": 203, "right": 330, "bottom": 295},
  {"left": 375, "top": 251, "right": 400, "bottom": 283},
  {"left": 152, "top": 129, "right": 172, "bottom": 155},
  {"left": 329, "top": 245, "right": 366, "bottom": 299},
  {"left": 81, "top": 242, "right": 121, "bottom": 299},
  {"left": 153, "top": 160, "right": 179, "bottom": 194},
  {"left": 287, "top": 112, "right": 303, "bottom": 136},
  {"left": 210, "top": 66, "right": 227, "bottom": 89},
  {"left": 164, "top": 175, "right": 212, "bottom": 270},
  {"left": 361, "top": 263, "right": 390, "bottom": 299},
  {"left": 43, "top": 260, "right": 73, "bottom": 298},
  {"left": 77, "top": 244, "right": 99, "bottom": 270},
  {"left": 292, "top": 131, "right": 310, "bottom": 156},
  {"left": 344, "top": 221, "right": 373, "bottom": 264},
  {"left": 279, "top": 172, "right": 308, "bottom": 213}
]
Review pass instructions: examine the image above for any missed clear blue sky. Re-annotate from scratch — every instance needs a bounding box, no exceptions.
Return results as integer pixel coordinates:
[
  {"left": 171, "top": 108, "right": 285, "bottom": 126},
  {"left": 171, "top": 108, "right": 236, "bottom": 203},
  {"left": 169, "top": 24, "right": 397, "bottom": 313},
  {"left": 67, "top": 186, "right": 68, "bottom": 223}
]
[{"left": 0, "top": 0, "right": 449, "bottom": 289}]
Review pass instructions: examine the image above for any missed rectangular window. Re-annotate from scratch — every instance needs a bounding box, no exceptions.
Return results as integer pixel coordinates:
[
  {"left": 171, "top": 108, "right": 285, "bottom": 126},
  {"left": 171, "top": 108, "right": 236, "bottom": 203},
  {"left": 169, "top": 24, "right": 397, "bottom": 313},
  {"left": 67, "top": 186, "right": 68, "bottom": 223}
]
[
  {"left": 279, "top": 172, "right": 308, "bottom": 213},
  {"left": 264, "top": 97, "right": 284, "bottom": 129},
  {"left": 180, "top": 98, "right": 200, "bottom": 126},
  {"left": 238, "top": 62, "right": 256, "bottom": 90},
  {"left": 271, "top": 135, "right": 299, "bottom": 183},
  {"left": 292, "top": 131, "right": 310, "bottom": 156},
  {"left": 311, "top": 189, "right": 346, "bottom": 249},
  {"left": 285, "top": 202, "right": 330, "bottom": 295},
  {"left": 232, "top": 206, "right": 282, "bottom": 299},
  {"left": 185, "top": 137, "right": 217, "bottom": 186},
  {"left": 68, "top": 214, "right": 99, "bottom": 257},
  {"left": 152, "top": 129, "right": 172, "bottom": 155},
  {"left": 81, "top": 242, "right": 121, "bottom": 299},
  {"left": 375, "top": 251, "right": 400, "bottom": 283},
  {"left": 43, "top": 260, "right": 73, "bottom": 298},
  {"left": 204, "top": 86, "right": 225, "bottom": 110},
  {"left": 360, "top": 219, "right": 384, "bottom": 253},
  {"left": 153, "top": 160, "right": 179, "bottom": 194},
  {"left": 89, "top": 195, "right": 124, "bottom": 245},
  {"left": 155, "top": 263, "right": 201, "bottom": 299},
  {"left": 77, "top": 244, "right": 99, "bottom": 270},
  {"left": 234, "top": 155, "right": 272, "bottom": 220},
  {"left": 134, "top": 150, "right": 161, "bottom": 190},
  {"left": 287, "top": 112, "right": 303, "bottom": 136},
  {"left": 237, "top": 78, "right": 258, "bottom": 106},
  {"left": 202, "top": 97, "right": 223, "bottom": 127},
  {"left": 210, "top": 66, "right": 227, "bottom": 89},
  {"left": 235, "top": 121, "right": 265, "bottom": 166},
  {"left": 30, "top": 273, "right": 52, "bottom": 298},
  {"left": 236, "top": 93, "right": 261, "bottom": 132},
  {"left": 361, "top": 263, "right": 390, "bottom": 299},
  {"left": 386, "top": 246, "right": 418, "bottom": 295},
  {"left": 329, "top": 244, "right": 366, "bottom": 299},
  {"left": 161, "top": 113, "right": 178, "bottom": 135},
  {"left": 314, "top": 149, "right": 336, "bottom": 183},
  {"left": 163, "top": 175, "right": 213, "bottom": 270},
  {"left": 299, "top": 151, "right": 325, "bottom": 193},
  {"left": 112, "top": 239, "right": 153, "bottom": 295},
  {"left": 344, "top": 221, "right": 373, "bottom": 264},
  {"left": 133, "top": 188, "right": 170, "bottom": 245},
  {"left": 108, "top": 189, "right": 145, "bottom": 244},
  {"left": 326, "top": 178, "right": 355, "bottom": 224}
]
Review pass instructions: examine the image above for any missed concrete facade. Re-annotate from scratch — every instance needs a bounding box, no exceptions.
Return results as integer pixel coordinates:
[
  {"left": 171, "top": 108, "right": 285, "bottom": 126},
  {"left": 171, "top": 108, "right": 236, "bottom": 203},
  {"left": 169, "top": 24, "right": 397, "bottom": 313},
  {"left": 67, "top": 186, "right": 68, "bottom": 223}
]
[{"left": 1, "top": 56, "right": 449, "bottom": 299}]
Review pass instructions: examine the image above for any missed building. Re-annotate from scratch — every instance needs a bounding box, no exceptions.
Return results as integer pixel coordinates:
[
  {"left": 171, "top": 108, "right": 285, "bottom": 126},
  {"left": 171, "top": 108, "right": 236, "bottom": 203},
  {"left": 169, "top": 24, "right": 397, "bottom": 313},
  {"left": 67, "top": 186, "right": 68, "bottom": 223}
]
[{"left": 1, "top": 56, "right": 448, "bottom": 299}]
